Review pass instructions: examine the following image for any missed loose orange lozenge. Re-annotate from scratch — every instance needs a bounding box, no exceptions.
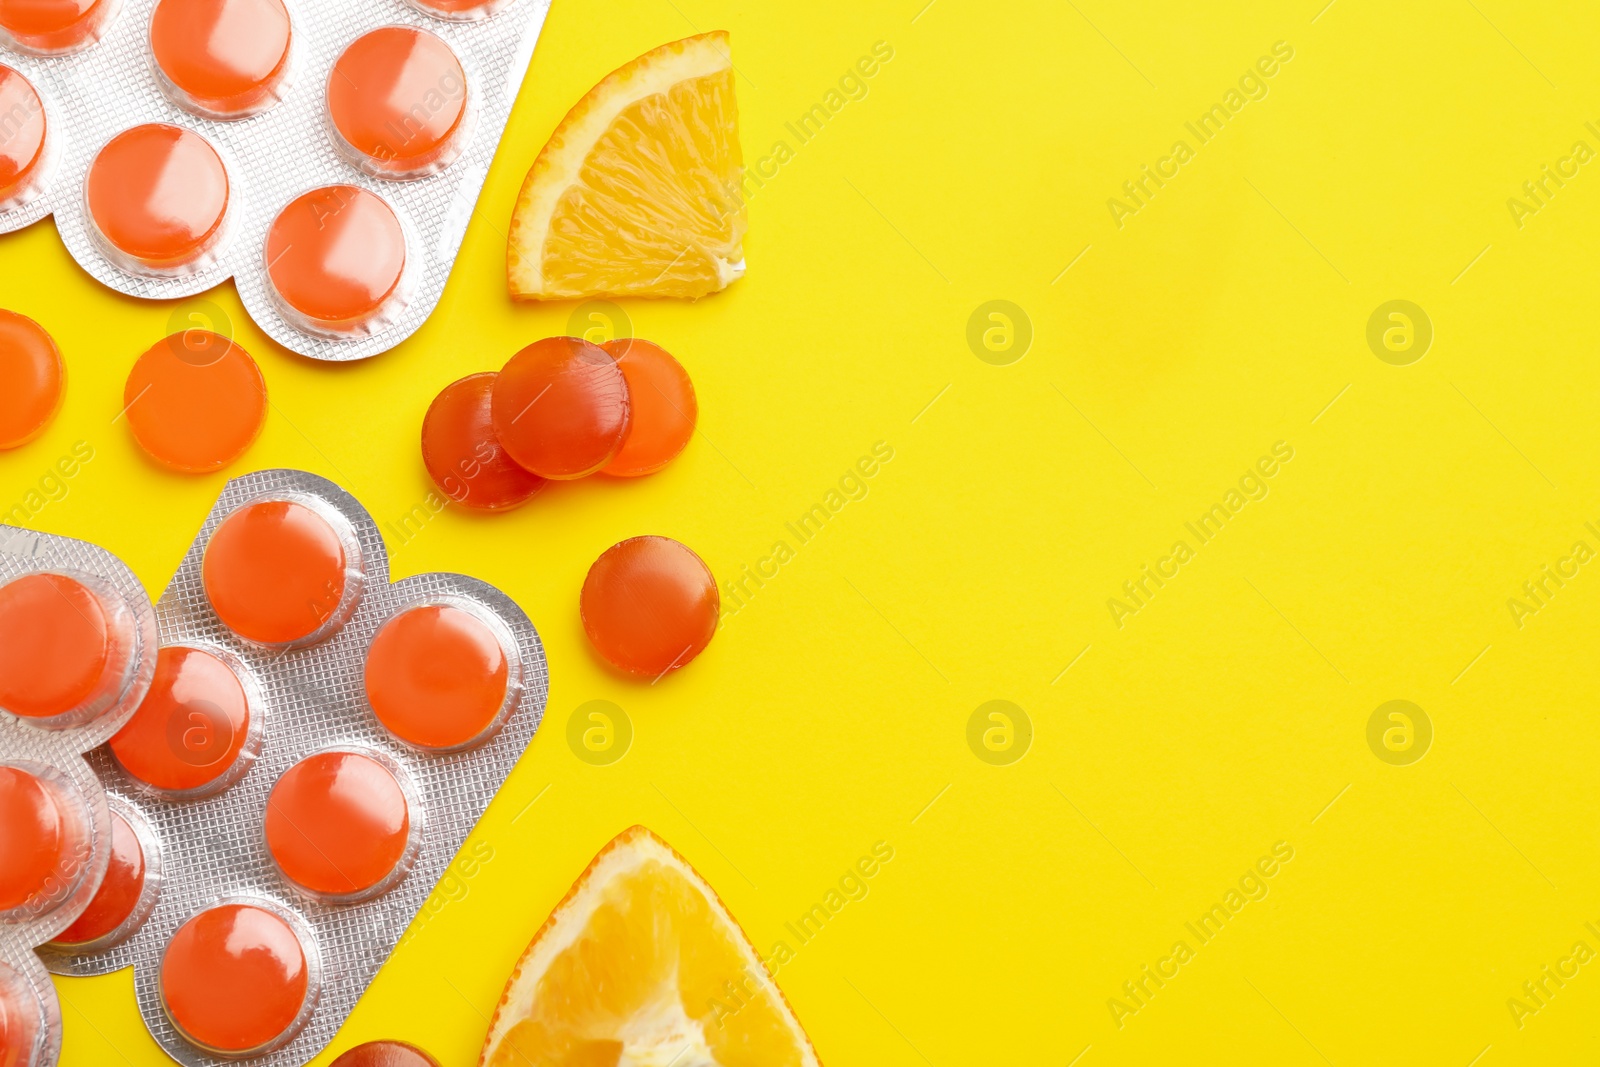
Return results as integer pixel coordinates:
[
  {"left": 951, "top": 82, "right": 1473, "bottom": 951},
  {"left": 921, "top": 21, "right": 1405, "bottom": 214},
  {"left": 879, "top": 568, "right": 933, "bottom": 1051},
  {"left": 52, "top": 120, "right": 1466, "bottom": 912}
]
[
  {"left": 150, "top": 0, "right": 292, "bottom": 119},
  {"left": 365, "top": 604, "right": 509, "bottom": 750},
  {"left": 202, "top": 499, "right": 353, "bottom": 646},
  {"left": 580, "top": 536, "right": 718, "bottom": 677},
  {"left": 85, "top": 124, "right": 230, "bottom": 274},
  {"left": 330, "top": 1041, "right": 442, "bottom": 1067},
  {"left": 124, "top": 331, "right": 266, "bottom": 473},
  {"left": 109, "top": 646, "right": 252, "bottom": 793},
  {"left": 265, "top": 750, "right": 411, "bottom": 897},
  {"left": 327, "top": 26, "right": 469, "bottom": 178},
  {"left": 600, "top": 339, "right": 696, "bottom": 477},
  {"left": 0, "top": 310, "right": 64, "bottom": 450},
  {"left": 264, "top": 185, "right": 408, "bottom": 337},
  {"left": 0, "top": 766, "right": 64, "bottom": 912},
  {"left": 421, "top": 373, "right": 545, "bottom": 510},
  {"left": 0, "top": 0, "right": 115, "bottom": 54},
  {"left": 0, "top": 66, "right": 48, "bottom": 208},
  {"left": 0, "top": 573, "right": 113, "bottom": 720},
  {"left": 161, "top": 903, "right": 310, "bottom": 1055},
  {"left": 490, "top": 336, "right": 629, "bottom": 479},
  {"left": 51, "top": 809, "right": 144, "bottom": 945}
]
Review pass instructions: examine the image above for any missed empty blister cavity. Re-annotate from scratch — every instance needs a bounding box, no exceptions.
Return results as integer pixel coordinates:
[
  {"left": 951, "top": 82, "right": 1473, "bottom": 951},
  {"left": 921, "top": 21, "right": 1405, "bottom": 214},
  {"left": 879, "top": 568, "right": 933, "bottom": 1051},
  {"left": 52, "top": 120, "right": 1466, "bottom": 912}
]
[
  {"left": 263, "top": 185, "right": 413, "bottom": 338},
  {"left": 0, "top": 66, "right": 52, "bottom": 212},
  {"left": 264, "top": 746, "right": 420, "bottom": 902},
  {"left": 365, "top": 598, "right": 521, "bottom": 752},
  {"left": 0, "top": 570, "right": 147, "bottom": 731},
  {"left": 159, "top": 897, "right": 319, "bottom": 1058},
  {"left": 149, "top": 0, "right": 294, "bottom": 120},
  {"left": 201, "top": 494, "right": 364, "bottom": 648},
  {"left": 45, "top": 795, "right": 161, "bottom": 952},
  {"left": 0, "top": 0, "right": 119, "bottom": 55},
  {"left": 326, "top": 26, "right": 474, "bottom": 180},
  {"left": 108, "top": 645, "right": 261, "bottom": 798},
  {"left": 84, "top": 124, "right": 232, "bottom": 277}
]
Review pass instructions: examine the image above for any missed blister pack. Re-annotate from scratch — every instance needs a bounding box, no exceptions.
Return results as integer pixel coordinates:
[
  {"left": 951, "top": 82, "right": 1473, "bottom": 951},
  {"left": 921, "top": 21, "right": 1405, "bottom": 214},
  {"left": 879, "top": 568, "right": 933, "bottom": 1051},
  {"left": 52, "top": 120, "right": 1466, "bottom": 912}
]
[
  {"left": 0, "top": 469, "right": 548, "bottom": 1066},
  {"left": 0, "top": 0, "right": 550, "bottom": 361}
]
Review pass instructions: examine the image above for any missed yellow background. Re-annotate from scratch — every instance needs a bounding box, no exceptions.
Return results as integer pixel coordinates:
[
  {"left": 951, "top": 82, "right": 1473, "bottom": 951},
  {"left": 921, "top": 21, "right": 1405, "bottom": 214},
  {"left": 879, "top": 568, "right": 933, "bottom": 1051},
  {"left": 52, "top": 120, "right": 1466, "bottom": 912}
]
[{"left": 5, "top": 0, "right": 1600, "bottom": 1062}]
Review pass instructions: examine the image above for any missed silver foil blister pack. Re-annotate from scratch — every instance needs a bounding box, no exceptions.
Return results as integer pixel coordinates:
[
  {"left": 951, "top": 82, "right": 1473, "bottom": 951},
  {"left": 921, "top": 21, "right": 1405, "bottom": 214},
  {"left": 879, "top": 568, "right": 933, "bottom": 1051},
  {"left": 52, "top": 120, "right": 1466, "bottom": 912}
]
[
  {"left": 0, "top": 469, "right": 548, "bottom": 1066},
  {"left": 0, "top": 0, "right": 550, "bottom": 360}
]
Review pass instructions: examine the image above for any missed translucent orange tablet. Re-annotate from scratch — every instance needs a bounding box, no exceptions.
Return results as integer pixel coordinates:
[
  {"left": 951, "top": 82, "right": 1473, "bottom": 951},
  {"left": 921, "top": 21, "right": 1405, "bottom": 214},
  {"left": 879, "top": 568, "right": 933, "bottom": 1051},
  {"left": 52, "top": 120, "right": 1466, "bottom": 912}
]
[
  {"left": 0, "top": 960, "right": 43, "bottom": 1065},
  {"left": 51, "top": 809, "right": 144, "bottom": 945},
  {"left": 580, "top": 536, "right": 718, "bottom": 677},
  {"left": 161, "top": 902, "right": 311, "bottom": 1055},
  {"left": 326, "top": 26, "right": 470, "bottom": 179},
  {"left": 85, "top": 124, "right": 230, "bottom": 275},
  {"left": 124, "top": 331, "right": 266, "bottom": 473},
  {"left": 150, "top": 0, "right": 292, "bottom": 120},
  {"left": 405, "top": 0, "right": 507, "bottom": 21},
  {"left": 0, "top": 573, "right": 114, "bottom": 720},
  {"left": 0, "top": 766, "right": 64, "bottom": 912},
  {"left": 365, "top": 604, "right": 511, "bottom": 750},
  {"left": 109, "top": 646, "right": 253, "bottom": 793},
  {"left": 264, "top": 185, "right": 409, "bottom": 337},
  {"left": 0, "top": 310, "right": 64, "bottom": 450},
  {"left": 490, "top": 337, "right": 629, "bottom": 479},
  {"left": 265, "top": 750, "right": 412, "bottom": 897},
  {"left": 202, "top": 498, "right": 356, "bottom": 646},
  {"left": 421, "top": 373, "right": 545, "bottom": 510},
  {"left": 600, "top": 339, "right": 696, "bottom": 477},
  {"left": 0, "top": 0, "right": 116, "bottom": 54},
  {"left": 331, "top": 1041, "right": 442, "bottom": 1067},
  {"left": 0, "top": 66, "right": 49, "bottom": 209}
]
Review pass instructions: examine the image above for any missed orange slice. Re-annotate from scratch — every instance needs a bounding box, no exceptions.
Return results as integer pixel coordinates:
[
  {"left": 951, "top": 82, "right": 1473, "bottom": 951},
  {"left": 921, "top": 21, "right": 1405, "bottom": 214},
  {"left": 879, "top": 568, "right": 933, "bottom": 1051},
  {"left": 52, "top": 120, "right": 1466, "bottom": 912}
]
[
  {"left": 506, "top": 32, "right": 746, "bottom": 301},
  {"left": 480, "top": 826, "right": 819, "bottom": 1067}
]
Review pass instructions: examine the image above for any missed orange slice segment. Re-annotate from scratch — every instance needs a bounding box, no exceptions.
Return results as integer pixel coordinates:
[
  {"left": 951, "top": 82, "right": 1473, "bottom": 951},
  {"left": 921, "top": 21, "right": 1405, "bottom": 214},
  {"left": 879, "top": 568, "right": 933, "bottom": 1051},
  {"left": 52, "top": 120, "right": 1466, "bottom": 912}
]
[
  {"left": 507, "top": 32, "right": 746, "bottom": 301},
  {"left": 480, "top": 826, "right": 818, "bottom": 1067}
]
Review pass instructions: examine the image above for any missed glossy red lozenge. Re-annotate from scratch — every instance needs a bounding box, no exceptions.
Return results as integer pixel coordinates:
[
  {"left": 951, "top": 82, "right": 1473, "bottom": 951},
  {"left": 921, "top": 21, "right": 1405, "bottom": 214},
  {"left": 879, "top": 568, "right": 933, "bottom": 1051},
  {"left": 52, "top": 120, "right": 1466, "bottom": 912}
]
[
  {"left": 0, "top": 766, "right": 64, "bottom": 911},
  {"left": 264, "top": 185, "right": 408, "bottom": 336},
  {"left": 0, "top": 0, "right": 115, "bottom": 54},
  {"left": 331, "top": 1040, "right": 442, "bottom": 1067},
  {"left": 109, "top": 646, "right": 251, "bottom": 792},
  {"left": 580, "top": 536, "right": 718, "bottom": 677},
  {"left": 0, "top": 309, "right": 64, "bottom": 450},
  {"left": 265, "top": 751, "right": 410, "bottom": 896},
  {"left": 365, "top": 604, "right": 509, "bottom": 750},
  {"left": 600, "top": 339, "right": 696, "bottom": 477},
  {"left": 150, "top": 0, "right": 292, "bottom": 119},
  {"left": 161, "top": 903, "right": 309, "bottom": 1054},
  {"left": 327, "top": 26, "right": 468, "bottom": 178},
  {"left": 51, "top": 809, "right": 144, "bottom": 945},
  {"left": 86, "top": 124, "right": 230, "bottom": 273},
  {"left": 0, "top": 573, "right": 111, "bottom": 719},
  {"left": 0, "top": 66, "right": 48, "bottom": 207},
  {"left": 490, "top": 337, "right": 629, "bottom": 479},
  {"left": 202, "top": 499, "right": 350, "bottom": 645},
  {"left": 124, "top": 331, "right": 266, "bottom": 473},
  {"left": 421, "top": 373, "right": 544, "bottom": 510}
]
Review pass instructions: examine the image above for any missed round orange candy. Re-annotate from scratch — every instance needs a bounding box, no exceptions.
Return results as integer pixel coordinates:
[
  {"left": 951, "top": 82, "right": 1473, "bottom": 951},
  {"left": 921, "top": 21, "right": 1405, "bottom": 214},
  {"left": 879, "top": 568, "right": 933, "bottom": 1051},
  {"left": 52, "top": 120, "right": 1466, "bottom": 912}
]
[
  {"left": 601, "top": 339, "right": 696, "bottom": 477},
  {"left": 124, "top": 331, "right": 266, "bottom": 473},
  {"left": 580, "top": 536, "right": 718, "bottom": 676},
  {"left": 150, "top": 0, "right": 292, "bottom": 119},
  {"left": 264, "top": 186, "right": 407, "bottom": 335},
  {"left": 161, "top": 903, "right": 309, "bottom": 1055},
  {"left": 0, "top": 66, "right": 47, "bottom": 206},
  {"left": 86, "top": 125, "right": 230, "bottom": 273},
  {"left": 202, "top": 499, "right": 351, "bottom": 645},
  {"left": 0, "top": 961, "right": 42, "bottom": 1063},
  {"left": 265, "top": 750, "right": 410, "bottom": 896},
  {"left": 0, "top": 0, "right": 114, "bottom": 53},
  {"left": 0, "top": 573, "right": 112, "bottom": 719},
  {"left": 0, "top": 310, "right": 64, "bottom": 450},
  {"left": 327, "top": 26, "right": 468, "bottom": 177},
  {"left": 0, "top": 766, "right": 64, "bottom": 911},
  {"left": 331, "top": 1040, "right": 442, "bottom": 1067},
  {"left": 421, "top": 373, "right": 544, "bottom": 510},
  {"left": 109, "top": 646, "right": 251, "bottom": 792},
  {"left": 490, "top": 337, "right": 629, "bottom": 479},
  {"left": 365, "top": 604, "right": 509, "bottom": 750},
  {"left": 51, "top": 809, "right": 144, "bottom": 945}
]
